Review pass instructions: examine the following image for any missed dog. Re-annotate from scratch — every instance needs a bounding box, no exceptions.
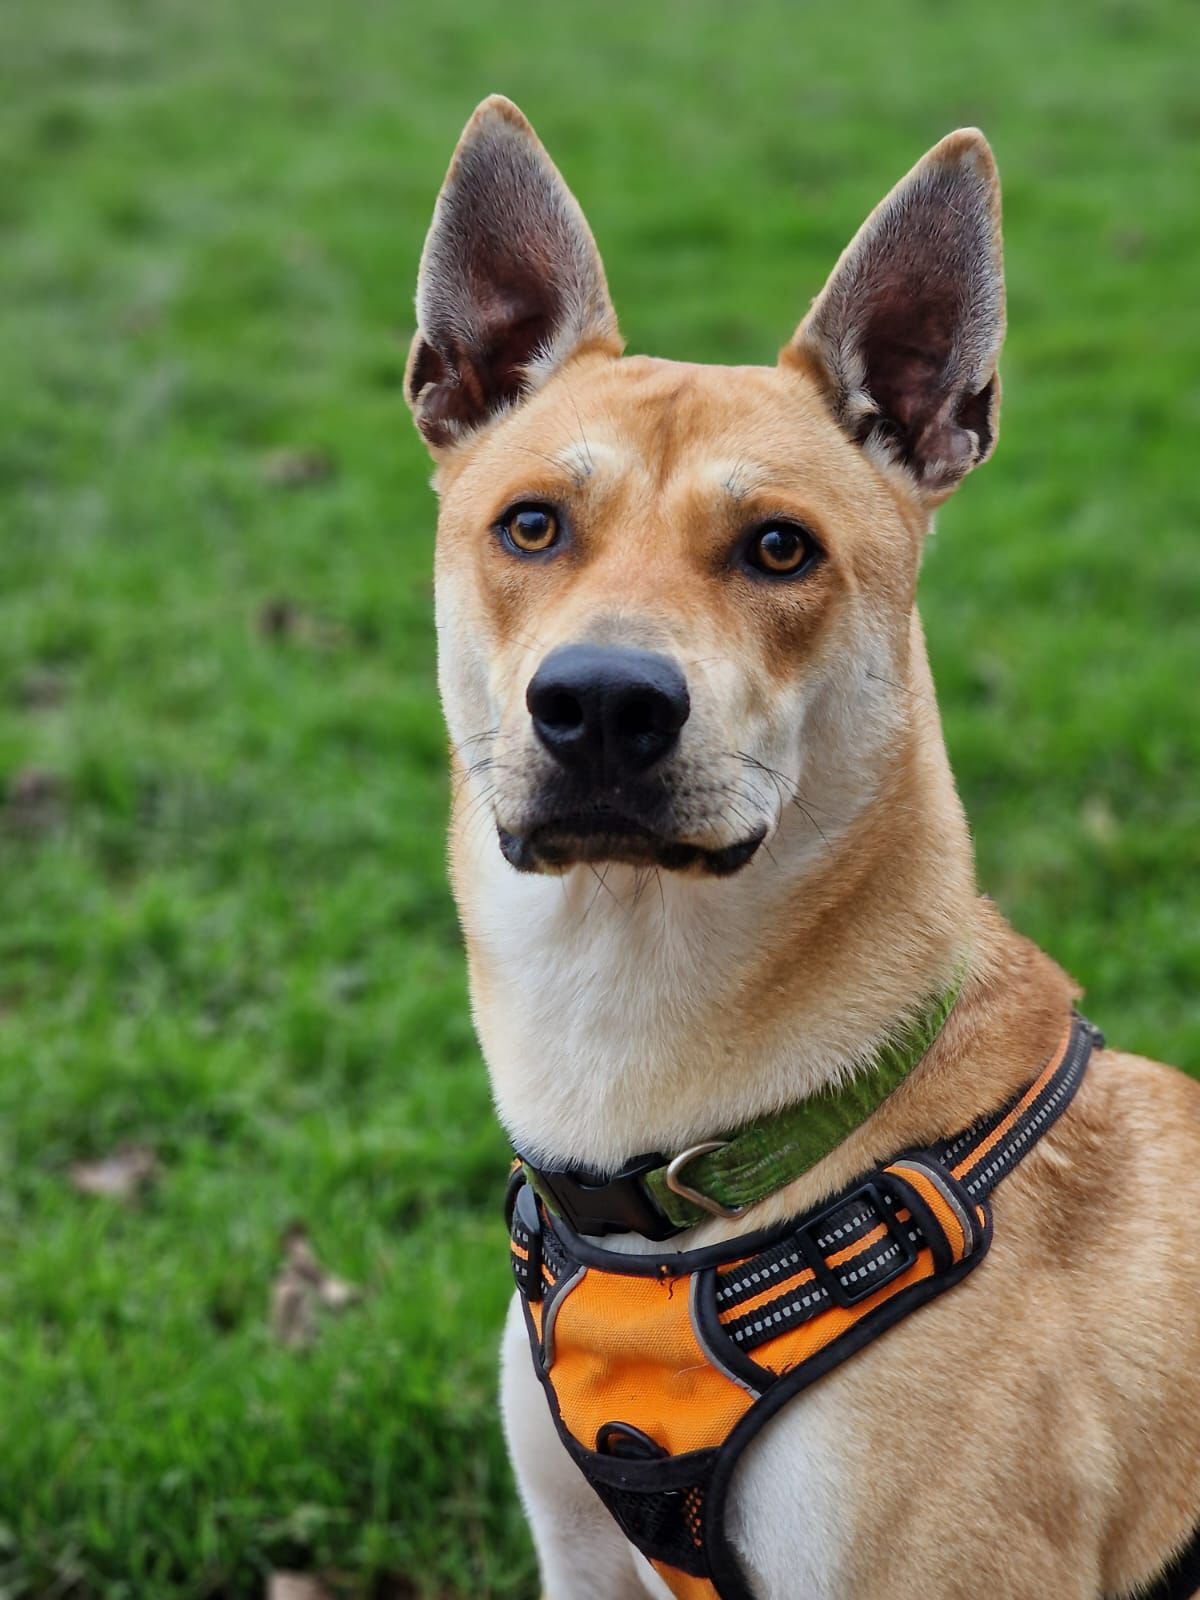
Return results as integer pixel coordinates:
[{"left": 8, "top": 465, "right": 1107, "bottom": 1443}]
[{"left": 405, "top": 95, "right": 1200, "bottom": 1600}]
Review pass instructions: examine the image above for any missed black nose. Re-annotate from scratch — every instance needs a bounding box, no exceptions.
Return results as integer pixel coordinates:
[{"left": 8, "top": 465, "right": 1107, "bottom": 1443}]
[{"left": 526, "top": 645, "right": 690, "bottom": 780}]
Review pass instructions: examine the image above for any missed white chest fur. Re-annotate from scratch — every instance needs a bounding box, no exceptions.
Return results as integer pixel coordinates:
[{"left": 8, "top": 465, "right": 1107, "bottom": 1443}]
[{"left": 456, "top": 797, "right": 876, "bottom": 1174}]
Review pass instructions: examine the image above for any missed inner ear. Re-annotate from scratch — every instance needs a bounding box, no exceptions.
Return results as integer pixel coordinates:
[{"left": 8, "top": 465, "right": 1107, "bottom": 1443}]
[
  {"left": 407, "top": 280, "right": 567, "bottom": 448},
  {"left": 787, "top": 129, "right": 1005, "bottom": 502},
  {"left": 407, "top": 97, "right": 620, "bottom": 455},
  {"left": 854, "top": 293, "right": 999, "bottom": 478}
]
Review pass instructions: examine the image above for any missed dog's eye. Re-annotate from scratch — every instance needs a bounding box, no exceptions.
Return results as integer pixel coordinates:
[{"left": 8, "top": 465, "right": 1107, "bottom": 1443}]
[
  {"left": 501, "top": 504, "right": 560, "bottom": 555},
  {"left": 745, "top": 522, "right": 819, "bottom": 578}
]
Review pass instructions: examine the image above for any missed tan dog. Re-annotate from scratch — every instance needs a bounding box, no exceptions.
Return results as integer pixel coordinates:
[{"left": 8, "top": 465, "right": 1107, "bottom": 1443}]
[{"left": 406, "top": 96, "right": 1200, "bottom": 1599}]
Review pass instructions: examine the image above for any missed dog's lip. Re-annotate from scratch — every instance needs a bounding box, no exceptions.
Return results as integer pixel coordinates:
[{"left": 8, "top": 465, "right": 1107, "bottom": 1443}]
[{"left": 496, "top": 812, "right": 766, "bottom": 876}]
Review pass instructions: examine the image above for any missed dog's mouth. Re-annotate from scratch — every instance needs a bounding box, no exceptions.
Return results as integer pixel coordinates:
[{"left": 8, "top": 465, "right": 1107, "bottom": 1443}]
[{"left": 497, "top": 810, "right": 766, "bottom": 877}]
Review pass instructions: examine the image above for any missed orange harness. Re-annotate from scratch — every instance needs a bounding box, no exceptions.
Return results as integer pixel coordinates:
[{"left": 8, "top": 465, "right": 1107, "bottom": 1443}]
[{"left": 508, "top": 1017, "right": 1097, "bottom": 1600}]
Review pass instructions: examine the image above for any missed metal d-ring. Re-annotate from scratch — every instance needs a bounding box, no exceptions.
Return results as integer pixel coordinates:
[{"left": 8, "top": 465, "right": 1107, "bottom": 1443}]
[{"left": 664, "top": 1140, "right": 748, "bottom": 1220}]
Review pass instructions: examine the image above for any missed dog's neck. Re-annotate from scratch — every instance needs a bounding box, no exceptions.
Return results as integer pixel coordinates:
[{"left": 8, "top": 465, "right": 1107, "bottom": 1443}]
[{"left": 451, "top": 640, "right": 1075, "bottom": 1192}]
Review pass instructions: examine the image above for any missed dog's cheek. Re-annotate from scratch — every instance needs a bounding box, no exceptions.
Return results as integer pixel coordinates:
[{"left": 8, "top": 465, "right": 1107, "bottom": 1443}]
[
  {"left": 435, "top": 578, "right": 500, "bottom": 757},
  {"left": 795, "top": 618, "right": 908, "bottom": 820}
]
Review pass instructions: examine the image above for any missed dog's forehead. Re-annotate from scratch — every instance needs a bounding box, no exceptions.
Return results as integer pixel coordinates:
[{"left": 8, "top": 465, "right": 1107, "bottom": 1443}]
[{"left": 525, "top": 354, "right": 848, "bottom": 489}]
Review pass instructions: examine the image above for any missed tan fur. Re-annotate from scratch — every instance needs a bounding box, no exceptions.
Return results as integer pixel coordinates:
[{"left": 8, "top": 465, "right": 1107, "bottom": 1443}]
[{"left": 410, "top": 97, "right": 1200, "bottom": 1598}]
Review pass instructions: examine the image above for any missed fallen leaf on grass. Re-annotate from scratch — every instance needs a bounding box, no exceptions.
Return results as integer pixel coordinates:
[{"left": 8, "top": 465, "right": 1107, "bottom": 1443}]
[
  {"left": 1081, "top": 795, "right": 1119, "bottom": 844},
  {"left": 259, "top": 447, "right": 336, "bottom": 490},
  {"left": 269, "top": 1224, "right": 362, "bottom": 1349},
  {"left": 70, "top": 1143, "right": 159, "bottom": 1200},
  {"left": 1111, "top": 225, "right": 1146, "bottom": 260},
  {"left": 255, "top": 599, "right": 347, "bottom": 651},
  {"left": 267, "top": 1575, "right": 335, "bottom": 1600},
  {"left": 4, "top": 767, "right": 66, "bottom": 835},
  {"left": 14, "top": 667, "right": 68, "bottom": 710}
]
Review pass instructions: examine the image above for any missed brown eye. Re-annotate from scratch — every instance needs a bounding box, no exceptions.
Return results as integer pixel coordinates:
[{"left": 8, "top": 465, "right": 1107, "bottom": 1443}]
[
  {"left": 746, "top": 521, "right": 818, "bottom": 577},
  {"left": 502, "top": 504, "right": 560, "bottom": 554}
]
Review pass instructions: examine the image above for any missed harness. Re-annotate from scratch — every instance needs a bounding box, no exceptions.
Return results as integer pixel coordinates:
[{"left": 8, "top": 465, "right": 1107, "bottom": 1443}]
[{"left": 507, "top": 1013, "right": 1104, "bottom": 1599}]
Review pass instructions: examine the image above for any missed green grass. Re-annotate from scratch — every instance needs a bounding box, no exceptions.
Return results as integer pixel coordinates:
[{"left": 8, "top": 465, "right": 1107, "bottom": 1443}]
[{"left": 0, "top": 0, "right": 1197, "bottom": 1594}]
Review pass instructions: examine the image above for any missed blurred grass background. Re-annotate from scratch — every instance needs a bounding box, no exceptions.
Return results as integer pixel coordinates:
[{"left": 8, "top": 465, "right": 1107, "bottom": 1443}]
[{"left": 0, "top": 0, "right": 1197, "bottom": 1595}]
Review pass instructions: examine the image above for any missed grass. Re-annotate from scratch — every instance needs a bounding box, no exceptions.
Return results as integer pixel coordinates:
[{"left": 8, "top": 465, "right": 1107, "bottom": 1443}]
[{"left": 0, "top": 0, "right": 1196, "bottom": 1594}]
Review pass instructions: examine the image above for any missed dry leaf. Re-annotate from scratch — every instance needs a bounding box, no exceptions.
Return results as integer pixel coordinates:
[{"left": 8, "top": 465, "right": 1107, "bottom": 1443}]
[
  {"left": 1111, "top": 226, "right": 1146, "bottom": 260},
  {"left": 269, "top": 1224, "right": 361, "bottom": 1349},
  {"left": 316, "top": 1274, "right": 360, "bottom": 1312},
  {"left": 70, "top": 1144, "right": 159, "bottom": 1200},
  {"left": 266, "top": 1575, "right": 335, "bottom": 1600},
  {"left": 255, "top": 599, "right": 347, "bottom": 651},
  {"left": 260, "top": 447, "right": 336, "bottom": 490},
  {"left": 14, "top": 668, "right": 68, "bottom": 710},
  {"left": 257, "top": 598, "right": 300, "bottom": 638},
  {"left": 269, "top": 1269, "right": 319, "bottom": 1351},
  {"left": 5, "top": 767, "right": 66, "bottom": 835},
  {"left": 1081, "top": 795, "right": 1118, "bottom": 844}
]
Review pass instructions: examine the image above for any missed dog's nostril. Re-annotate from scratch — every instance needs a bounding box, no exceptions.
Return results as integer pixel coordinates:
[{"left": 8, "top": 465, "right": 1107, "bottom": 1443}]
[
  {"left": 541, "top": 690, "right": 584, "bottom": 732},
  {"left": 614, "top": 691, "right": 660, "bottom": 742}
]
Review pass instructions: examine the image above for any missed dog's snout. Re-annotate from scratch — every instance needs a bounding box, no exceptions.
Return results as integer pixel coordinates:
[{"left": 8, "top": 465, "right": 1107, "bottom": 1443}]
[{"left": 526, "top": 645, "right": 690, "bottom": 779}]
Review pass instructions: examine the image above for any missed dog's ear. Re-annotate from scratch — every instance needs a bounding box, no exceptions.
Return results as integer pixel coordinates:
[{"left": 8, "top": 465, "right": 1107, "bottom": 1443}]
[
  {"left": 786, "top": 130, "right": 1004, "bottom": 504},
  {"left": 406, "top": 96, "right": 620, "bottom": 455}
]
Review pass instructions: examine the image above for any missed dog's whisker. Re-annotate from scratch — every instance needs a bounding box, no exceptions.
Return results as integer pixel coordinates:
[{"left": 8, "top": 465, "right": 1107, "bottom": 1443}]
[
  {"left": 865, "top": 669, "right": 911, "bottom": 696},
  {"left": 792, "top": 797, "right": 831, "bottom": 852}
]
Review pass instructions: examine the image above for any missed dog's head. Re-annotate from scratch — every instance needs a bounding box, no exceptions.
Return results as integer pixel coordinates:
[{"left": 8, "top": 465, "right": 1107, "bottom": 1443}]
[{"left": 408, "top": 98, "right": 1003, "bottom": 880}]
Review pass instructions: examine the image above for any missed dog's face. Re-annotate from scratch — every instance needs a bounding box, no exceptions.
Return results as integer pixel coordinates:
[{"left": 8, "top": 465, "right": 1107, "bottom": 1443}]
[{"left": 409, "top": 99, "right": 1004, "bottom": 880}]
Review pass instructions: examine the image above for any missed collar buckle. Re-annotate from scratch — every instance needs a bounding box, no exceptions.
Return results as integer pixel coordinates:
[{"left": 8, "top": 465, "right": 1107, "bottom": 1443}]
[
  {"left": 664, "top": 1141, "right": 748, "bottom": 1221},
  {"left": 527, "top": 1150, "right": 677, "bottom": 1240}
]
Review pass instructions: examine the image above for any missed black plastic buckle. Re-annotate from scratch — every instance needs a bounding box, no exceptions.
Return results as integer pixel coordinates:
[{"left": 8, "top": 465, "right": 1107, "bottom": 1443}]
[
  {"left": 524, "top": 1150, "right": 676, "bottom": 1240},
  {"left": 796, "top": 1177, "right": 917, "bottom": 1309}
]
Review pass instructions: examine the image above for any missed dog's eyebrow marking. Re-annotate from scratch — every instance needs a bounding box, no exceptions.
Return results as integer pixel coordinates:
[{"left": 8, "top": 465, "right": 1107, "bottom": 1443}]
[
  {"left": 707, "top": 458, "right": 768, "bottom": 503},
  {"left": 554, "top": 439, "right": 626, "bottom": 487}
]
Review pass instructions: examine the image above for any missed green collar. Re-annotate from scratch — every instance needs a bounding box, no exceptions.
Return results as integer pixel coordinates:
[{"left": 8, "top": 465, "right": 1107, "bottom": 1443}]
[{"left": 522, "top": 967, "right": 966, "bottom": 1239}]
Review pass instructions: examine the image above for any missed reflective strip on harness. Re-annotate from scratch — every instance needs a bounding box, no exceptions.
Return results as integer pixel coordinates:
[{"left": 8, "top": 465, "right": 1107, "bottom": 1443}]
[{"left": 508, "top": 1014, "right": 1097, "bottom": 1600}]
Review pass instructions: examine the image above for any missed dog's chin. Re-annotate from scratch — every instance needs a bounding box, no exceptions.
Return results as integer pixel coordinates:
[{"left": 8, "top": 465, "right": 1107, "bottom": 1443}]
[{"left": 496, "top": 812, "right": 766, "bottom": 878}]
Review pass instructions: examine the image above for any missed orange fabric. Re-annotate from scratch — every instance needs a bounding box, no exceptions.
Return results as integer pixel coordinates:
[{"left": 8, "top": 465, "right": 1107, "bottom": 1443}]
[
  {"left": 886, "top": 1161, "right": 967, "bottom": 1261},
  {"left": 952, "top": 1019, "right": 1071, "bottom": 1180},
  {"left": 550, "top": 1269, "right": 755, "bottom": 1455},
  {"left": 652, "top": 1561, "right": 720, "bottom": 1599}
]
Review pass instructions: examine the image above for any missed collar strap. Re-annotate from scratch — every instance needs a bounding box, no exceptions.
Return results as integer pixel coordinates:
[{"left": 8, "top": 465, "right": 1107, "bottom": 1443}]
[{"left": 519, "top": 967, "right": 967, "bottom": 1240}]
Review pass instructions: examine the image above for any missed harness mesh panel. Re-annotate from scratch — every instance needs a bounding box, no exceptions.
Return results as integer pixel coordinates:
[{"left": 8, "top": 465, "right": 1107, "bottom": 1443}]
[{"left": 587, "top": 1476, "right": 711, "bottom": 1576}]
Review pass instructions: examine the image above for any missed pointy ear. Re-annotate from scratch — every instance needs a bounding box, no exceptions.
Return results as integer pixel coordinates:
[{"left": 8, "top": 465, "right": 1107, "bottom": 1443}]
[
  {"left": 406, "top": 96, "right": 621, "bottom": 455},
  {"left": 785, "top": 130, "right": 1005, "bottom": 504}
]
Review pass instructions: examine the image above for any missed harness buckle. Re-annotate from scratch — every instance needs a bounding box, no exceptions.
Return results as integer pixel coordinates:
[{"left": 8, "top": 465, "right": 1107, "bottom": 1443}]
[
  {"left": 795, "top": 1178, "right": 918, "bottom": 1309},
  {"left": 530, "top": 1151, "right": 677, "bottom": 1239},
  {"left": 664, "top": 1141, "right": 748, "bottom": 1221}
]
